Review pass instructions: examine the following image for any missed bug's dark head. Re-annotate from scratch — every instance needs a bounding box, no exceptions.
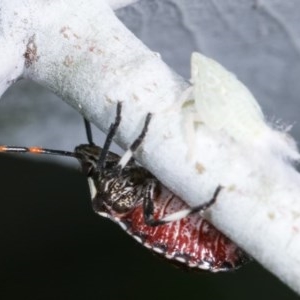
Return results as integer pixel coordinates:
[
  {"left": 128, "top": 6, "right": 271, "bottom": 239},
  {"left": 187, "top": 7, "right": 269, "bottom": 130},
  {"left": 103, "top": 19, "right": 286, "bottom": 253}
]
[
  {"left": 74, "top": 144, "right": 101, "bottom": 176},
  {"left": 74, "top": 144, "right": 120, "bottom": 176}
]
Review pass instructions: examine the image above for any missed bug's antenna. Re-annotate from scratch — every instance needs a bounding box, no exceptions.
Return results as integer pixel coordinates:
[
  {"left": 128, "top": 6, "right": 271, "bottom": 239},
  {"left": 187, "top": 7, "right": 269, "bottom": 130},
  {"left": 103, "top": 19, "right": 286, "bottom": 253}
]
[
  {"left": 97, "top": 102, "right": 122, "bottom": 170},
  {"left": 84, "top": 119, "right": 95, "bottom": 145},
  {"left": 0, "top": 146, "right": 76, "bottom": 158}
]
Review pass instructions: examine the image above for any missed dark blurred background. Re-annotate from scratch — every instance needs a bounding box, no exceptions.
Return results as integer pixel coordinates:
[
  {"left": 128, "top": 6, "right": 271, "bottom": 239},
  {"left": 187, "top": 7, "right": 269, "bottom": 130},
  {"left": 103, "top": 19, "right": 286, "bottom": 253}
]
[
  {"left": 0, "top": 154, "right": 298, "bottom": 300},
  {"left": 0, "top": 1, "right": 300, "bottom": 299}
]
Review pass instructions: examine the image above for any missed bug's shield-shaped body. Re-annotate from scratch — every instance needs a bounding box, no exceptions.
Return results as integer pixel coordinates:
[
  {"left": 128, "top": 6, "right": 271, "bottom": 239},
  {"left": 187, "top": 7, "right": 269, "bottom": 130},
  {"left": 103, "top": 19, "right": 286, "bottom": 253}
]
[
  {"left": 125, "top": 186, "right": 248, "bottom": 271},
  {"left": 75, "top": 144, "right": 249, "bottom": 272}
]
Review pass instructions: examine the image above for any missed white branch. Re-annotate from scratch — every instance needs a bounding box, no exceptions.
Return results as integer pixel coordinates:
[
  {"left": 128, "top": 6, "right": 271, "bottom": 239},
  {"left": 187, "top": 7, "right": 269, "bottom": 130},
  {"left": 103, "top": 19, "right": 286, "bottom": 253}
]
[
  {"left": 1, "top": 0, "right": 300, "bottom": 294},
  {"left": 106, "top": 0, "right": 139, "bottom": 10}
]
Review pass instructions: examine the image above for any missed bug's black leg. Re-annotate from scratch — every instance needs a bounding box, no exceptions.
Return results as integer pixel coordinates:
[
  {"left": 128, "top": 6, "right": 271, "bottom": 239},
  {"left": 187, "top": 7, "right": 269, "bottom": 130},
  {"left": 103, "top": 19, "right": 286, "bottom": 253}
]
[
  {"left": 84, "top": 119, "right": 95, "bottom": 145},
  {"left": 117, "top": 113, "right": 152, "bottom": 171},
  {"left": 97, "top": 102, "right": 122, "bottom": 171},
  {"left": 143, "top": 180, "right": 167, "bottom": 226},
  {"left": 143, "top": 185, "right": 223, "bottom": 227}
]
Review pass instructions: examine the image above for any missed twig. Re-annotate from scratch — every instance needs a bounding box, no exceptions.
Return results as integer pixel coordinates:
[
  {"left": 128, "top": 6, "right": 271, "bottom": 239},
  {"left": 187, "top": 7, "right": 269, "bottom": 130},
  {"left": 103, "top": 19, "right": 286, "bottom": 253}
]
[{"left": 0, "top": 0, "right": 300, "bottom": 295}]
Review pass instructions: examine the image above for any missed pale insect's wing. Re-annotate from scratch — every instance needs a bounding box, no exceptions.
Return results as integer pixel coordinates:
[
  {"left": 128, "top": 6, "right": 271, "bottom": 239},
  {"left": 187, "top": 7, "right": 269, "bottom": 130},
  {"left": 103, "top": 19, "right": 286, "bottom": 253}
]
[{"left": 191, "top": 52, "right": 266, "bottom": 143}]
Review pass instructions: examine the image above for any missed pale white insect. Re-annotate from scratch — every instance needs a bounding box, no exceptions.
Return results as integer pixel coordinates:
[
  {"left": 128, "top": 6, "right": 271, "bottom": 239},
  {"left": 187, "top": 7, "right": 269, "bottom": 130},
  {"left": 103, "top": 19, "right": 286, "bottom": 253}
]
[{"left": 182, "top": 52, "right": 299, "bottom": 161}]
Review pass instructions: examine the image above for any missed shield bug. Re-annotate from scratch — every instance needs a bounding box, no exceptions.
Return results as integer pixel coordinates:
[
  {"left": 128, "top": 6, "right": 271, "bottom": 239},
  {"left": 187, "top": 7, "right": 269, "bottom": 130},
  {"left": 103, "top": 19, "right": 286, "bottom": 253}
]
[{"left": 0, "top": 102, "right": 249, "bottom": 271}]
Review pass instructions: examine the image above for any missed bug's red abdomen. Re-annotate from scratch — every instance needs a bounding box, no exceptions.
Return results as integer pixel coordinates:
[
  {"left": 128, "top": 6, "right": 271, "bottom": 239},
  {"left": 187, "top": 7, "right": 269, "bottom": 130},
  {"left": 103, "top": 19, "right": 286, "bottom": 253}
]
[{"left": 123, "top": 185, "right": 249, "bottom": 271}]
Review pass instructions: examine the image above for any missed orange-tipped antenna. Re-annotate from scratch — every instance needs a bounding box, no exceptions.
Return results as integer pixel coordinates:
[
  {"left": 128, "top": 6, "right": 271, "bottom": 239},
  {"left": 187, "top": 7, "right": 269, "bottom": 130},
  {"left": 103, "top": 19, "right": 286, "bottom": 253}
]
[{"left": 0, "top": 145, "right": 76, "bottom": 158}]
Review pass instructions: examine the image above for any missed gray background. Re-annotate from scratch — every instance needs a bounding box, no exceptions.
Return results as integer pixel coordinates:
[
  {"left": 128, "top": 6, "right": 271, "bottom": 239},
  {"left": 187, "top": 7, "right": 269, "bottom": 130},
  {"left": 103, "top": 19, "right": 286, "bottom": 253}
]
[{"left": 0, "top": 1, "right": 299, "bottom": 299}]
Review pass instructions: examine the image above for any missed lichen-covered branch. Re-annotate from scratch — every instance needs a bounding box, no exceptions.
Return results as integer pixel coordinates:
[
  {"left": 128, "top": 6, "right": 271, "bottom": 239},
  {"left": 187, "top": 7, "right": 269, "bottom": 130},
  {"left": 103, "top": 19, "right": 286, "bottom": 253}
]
[
  {"left": 107, "top": 0, "right": 139, "bottom": 10},
  {"left": 0, "top": 0, "right": 300, "bottom": 295}
]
